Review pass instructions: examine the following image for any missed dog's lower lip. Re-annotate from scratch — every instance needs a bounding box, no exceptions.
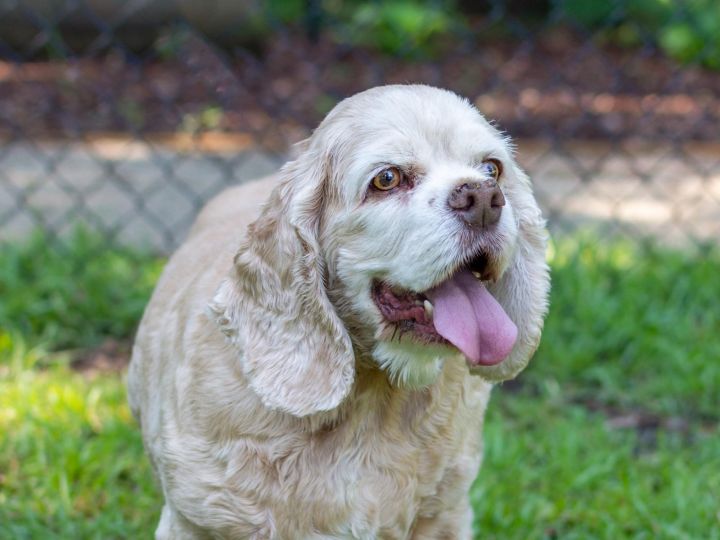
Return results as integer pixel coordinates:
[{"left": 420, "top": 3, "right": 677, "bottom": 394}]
[{"left": 371, "top": 281, "right": 446, "bottom": 344}]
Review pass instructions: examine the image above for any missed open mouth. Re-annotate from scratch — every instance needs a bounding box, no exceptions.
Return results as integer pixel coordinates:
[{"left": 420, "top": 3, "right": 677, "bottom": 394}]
[{"left": 371, "top": 251, "right": 517, "bottom": 366}]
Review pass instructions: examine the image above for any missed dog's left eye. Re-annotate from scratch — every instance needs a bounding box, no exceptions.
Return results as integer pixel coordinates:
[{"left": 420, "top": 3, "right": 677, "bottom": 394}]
[
  {"left": 479, "top": 159, "right": 502, "bottom": 181},
  {"left": 371, "top": 167, "right": 403, "bottom": 191}
]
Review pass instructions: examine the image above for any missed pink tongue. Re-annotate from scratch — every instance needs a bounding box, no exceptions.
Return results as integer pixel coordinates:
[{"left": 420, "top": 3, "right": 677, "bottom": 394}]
[{"left": 426, "top": 270, "right": 517, "bottom": 366}]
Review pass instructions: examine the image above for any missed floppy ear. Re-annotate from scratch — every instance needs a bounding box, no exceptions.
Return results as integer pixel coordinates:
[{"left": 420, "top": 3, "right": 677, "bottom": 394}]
[
  {"left": 474, "top": 165, "right": 551, "bottom": 382},
  {"left": 208, "top": 147, "right": 355, "bottom": 417}
]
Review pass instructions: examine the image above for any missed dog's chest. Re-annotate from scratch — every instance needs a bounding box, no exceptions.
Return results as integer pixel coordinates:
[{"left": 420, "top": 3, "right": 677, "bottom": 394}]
[{"left": 226, "top": 375, "right": 488, "bottom": 538}]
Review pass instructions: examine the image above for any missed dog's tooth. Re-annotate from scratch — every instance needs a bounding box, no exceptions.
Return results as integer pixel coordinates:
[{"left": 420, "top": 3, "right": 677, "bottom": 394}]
[
  {"left": 423, "top": 299, "right": 434, "bottom": 319},
  {"left": 472, "top": 271, "right": 483, "bottom": 280}
]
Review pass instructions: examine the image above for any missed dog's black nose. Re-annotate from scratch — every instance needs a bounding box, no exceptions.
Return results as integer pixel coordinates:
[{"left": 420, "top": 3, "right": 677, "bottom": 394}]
[{"left": 448, "top": 181, "right": 505, "bottom": 228}]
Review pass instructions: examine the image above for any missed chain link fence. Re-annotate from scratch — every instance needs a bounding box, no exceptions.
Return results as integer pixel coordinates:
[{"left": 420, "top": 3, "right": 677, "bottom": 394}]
[{"left": 0, "top": 0, "right": 718, "bottom": 253}]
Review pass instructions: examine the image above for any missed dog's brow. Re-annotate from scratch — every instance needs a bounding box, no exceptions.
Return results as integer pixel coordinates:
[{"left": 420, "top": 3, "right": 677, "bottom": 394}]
[{"left": 471, "top": 152, "right": 501, "bottom": 165}]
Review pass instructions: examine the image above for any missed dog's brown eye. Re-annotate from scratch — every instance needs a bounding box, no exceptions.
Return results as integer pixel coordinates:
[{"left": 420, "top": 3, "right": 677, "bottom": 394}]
[
  {"left": 480, "top": 159, "right": 502, "bottom": 181},
  {"left": 372, "top": 167, "right": 403, "bottom": 191}
]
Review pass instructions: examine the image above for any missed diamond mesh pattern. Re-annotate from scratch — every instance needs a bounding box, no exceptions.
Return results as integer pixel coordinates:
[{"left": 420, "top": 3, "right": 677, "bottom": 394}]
[{"left": 0, "top": 1, "right": 718, "bottom": 253}]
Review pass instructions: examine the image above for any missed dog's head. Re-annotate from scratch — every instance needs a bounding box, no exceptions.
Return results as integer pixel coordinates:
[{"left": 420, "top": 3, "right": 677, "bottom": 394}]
[{"left": 210, "top": 85, "right": 550, "bottom": 416}]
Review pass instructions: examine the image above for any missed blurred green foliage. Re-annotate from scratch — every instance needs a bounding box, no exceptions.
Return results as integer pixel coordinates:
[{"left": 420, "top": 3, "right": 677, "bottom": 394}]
[
  {"left": 260, "top": 0, "right": 720, "bottom": 68},
  {"left": 337, "top": 1, "right": 461, "bottom": 56},
  {"left": 152, "top": 1, "right": 720, "bottom": 67},
  {"left": 559, "top": 0, "right": 720, "bottom": 69}
]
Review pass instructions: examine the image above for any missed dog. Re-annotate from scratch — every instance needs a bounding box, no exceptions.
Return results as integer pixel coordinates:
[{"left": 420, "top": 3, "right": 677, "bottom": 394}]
[{"left": 128, "top": 84, "right": 550, "bottom": 539}]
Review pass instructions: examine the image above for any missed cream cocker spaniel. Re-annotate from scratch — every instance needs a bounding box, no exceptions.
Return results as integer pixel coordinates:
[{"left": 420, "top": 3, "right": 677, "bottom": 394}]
[{"left": 128, "top": 85, "right": 550, "bottom": 539}]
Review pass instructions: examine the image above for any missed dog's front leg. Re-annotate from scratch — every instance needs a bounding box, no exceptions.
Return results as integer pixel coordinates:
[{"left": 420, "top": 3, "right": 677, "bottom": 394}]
[
  {"left": 410, "top": 503, "right": 474, "bottom": 540},
  {"left": 155, "top": 504, "right": 210, "bottom": 540}
]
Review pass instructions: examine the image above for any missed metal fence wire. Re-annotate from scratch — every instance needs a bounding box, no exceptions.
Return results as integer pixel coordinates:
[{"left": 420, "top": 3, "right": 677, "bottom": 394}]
[{"left": 0, "top": 0, "right": 718, "bottom": 253}]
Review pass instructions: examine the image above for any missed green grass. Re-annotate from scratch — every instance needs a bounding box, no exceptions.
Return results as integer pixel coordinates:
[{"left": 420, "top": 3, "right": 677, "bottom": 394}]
[
  {"left": 474, "top": 236, "right": 720, "bottom": 538},
  {"left": 528, "top": 236, "right": 720, "bottom": 419},
  {"left": 0, "top": 335, "right": 160, "bottom": 539},
  {"left": 0, "top": 229, "right": 164, "bottom": 350},
  {"left": 475, "top": 394, "right": 720, "bottom": 539},
  {"left": 0, "top": 232, "right": 718, "bottom": 538},
  {"left": 0, "top": 231, "right": 164, "bottom": 538}
]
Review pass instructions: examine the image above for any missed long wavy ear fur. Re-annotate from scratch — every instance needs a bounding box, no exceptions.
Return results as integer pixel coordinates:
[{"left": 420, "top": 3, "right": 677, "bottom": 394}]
[
  {"left": 208, "top": 148, "right": 355, "bottom": 417},
  {"left": 476, "top": 165, "right": 550, "bottom": 382}
]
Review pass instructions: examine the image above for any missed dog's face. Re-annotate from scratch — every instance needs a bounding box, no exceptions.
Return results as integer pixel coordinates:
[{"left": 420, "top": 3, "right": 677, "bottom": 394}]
[
  {"left": 211, "top": 85, "right": 549, "bottom": 416},
  {"left": 314, "top": 86, "right": 548, "bottom": 386}
]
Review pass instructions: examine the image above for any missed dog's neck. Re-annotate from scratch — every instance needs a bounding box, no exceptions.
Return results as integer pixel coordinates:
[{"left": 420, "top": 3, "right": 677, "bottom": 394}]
[{"left": 297, "top": 351, "right": 462, "bottom": 435}]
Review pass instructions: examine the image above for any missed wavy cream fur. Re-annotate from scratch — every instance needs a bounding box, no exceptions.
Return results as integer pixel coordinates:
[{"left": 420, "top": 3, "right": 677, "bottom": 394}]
[{"left": 128, "top": 85, "right": 550, "bottom": 539}]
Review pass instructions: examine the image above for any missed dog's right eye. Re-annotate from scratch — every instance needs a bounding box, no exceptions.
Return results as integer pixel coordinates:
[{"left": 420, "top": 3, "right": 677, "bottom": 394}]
[
  {"left": 479, "top": 159, "right": 502, "bottom": 182},
  {"left": 371, "top": 167, "right": 403, "bottom": 191}
]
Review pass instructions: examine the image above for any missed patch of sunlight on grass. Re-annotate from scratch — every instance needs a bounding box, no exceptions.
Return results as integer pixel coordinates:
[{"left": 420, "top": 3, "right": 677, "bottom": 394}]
[
  {"left": 0, "top": 334, "right": 161, "bottom": 538},
  {"left": 548, "top": 231, "right": 638, "bottom": 270}
]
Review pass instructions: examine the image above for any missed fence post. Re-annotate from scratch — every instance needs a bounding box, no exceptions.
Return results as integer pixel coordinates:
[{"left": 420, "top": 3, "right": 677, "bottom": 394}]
[{"left": 306, "top": 0, "right": 322, "bottom": 43}]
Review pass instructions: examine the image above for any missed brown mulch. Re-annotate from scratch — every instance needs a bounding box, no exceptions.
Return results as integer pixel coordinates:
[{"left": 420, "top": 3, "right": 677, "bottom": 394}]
[
  {"left": 70, "top": 338, "right": 131, "bottom": 375},
  {"left": 1, "top": 28, "right": 719, "bottom": 148}
]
